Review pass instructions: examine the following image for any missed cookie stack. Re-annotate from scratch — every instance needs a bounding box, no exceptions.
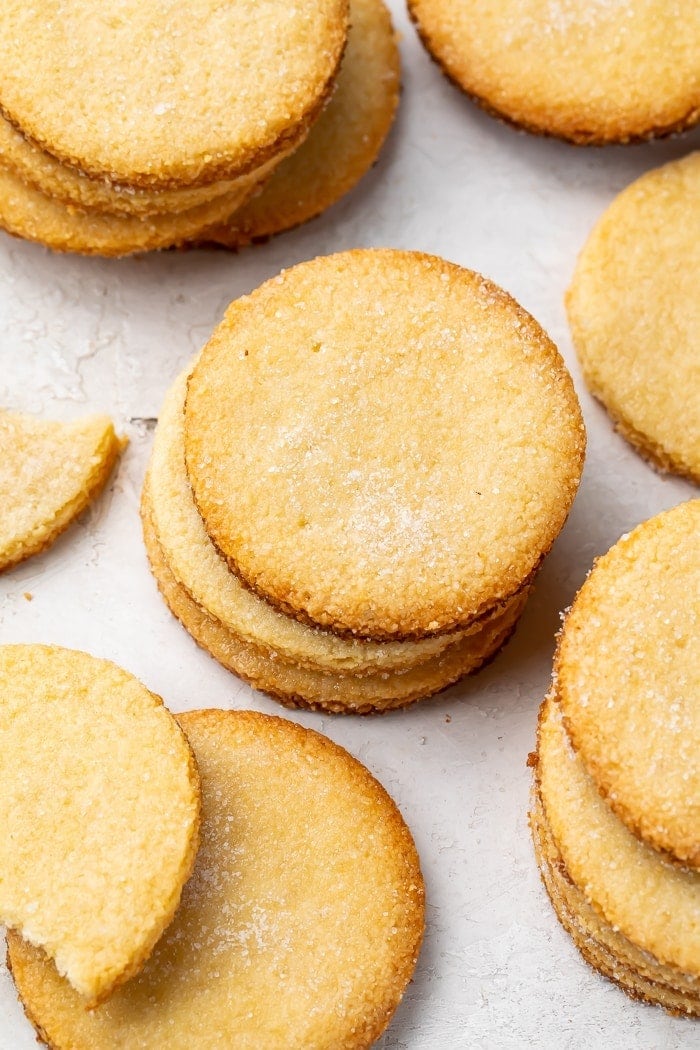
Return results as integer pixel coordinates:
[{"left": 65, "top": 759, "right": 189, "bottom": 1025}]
[
  {"left": 531, "top": 499, "right": 700, "bottom": 1014},
  {"left": 0, "top": 0, "right": 348, "bottom": 255},
  {"left": 3, "top": 646, "right": 424, "bottom": 1049},
  {"left": 143, "top": 248, "right": 585, "bottom": 714}
]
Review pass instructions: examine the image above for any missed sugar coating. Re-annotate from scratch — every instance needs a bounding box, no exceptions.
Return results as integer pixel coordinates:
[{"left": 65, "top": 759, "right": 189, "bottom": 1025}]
[
  {"left": 141, "top": 488, "right": 529, "bottom": 714},
  {"left": 556, "top": 500, "right": 700, "bottom": 866},
  {"left": 567, "top": 152, "right": 700, "bottom": 482},
  {"left": 0, "top": 112, "right": 241, "bottom": 218},
  {"left": 148, "top": 369, "right": 487, "bottom": 677},
  {"left": 0, "top": 0, "right": 348, "bottom": 188},
  {"left": 0, "top": 645, "right": 200, "bottom": 1004},
  {"left": 0, "top": 161, "right": 270, "bottom": 256},
  {"left": 537, "top": 694, "right": 700, "bottom": 980},
  {"left": 408, "top": 0, "right": 700, "bottom": 143},
  {"left": 531, "top": 786, "right": 700, "bottom": 1015},
  {"left": 0, "top": 409, "right": 123, "bottom": 571},
  {"left": 204, "top": 0, "right": 400, "bottom": 247},
  {"left": 185, "top": 249, "right": 585, "bottom": 640},
  {"left": 8, "top": 709, "right": 425, "bottom": 1048}
]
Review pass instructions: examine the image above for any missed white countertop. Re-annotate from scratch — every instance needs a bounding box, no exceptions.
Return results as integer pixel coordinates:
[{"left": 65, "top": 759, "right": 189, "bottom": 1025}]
[{"left": 0, "top": 4, "right": 698, "bottom": 1046}]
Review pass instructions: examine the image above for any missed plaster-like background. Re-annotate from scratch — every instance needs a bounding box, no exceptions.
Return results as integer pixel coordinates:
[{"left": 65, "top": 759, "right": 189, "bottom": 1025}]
[{"left": 0, "top": 3, "right": 697, "bottom": 1046}]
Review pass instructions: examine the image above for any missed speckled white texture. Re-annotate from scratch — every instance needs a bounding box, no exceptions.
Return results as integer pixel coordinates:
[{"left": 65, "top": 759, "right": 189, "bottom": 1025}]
[{"left": 0, "top": 2, "right": 697, "bottom": 1045}]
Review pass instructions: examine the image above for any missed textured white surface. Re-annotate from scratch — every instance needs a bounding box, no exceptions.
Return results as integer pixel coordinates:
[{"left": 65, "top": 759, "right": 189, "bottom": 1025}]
[{"left": 0, "top": 3, "right": 698, "bottom": 1045}]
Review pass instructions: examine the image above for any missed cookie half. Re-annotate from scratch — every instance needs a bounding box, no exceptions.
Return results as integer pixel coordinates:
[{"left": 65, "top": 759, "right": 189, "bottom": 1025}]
[
  {"left": 0, "top": 409, "right": 123, "bottom": 571},
  {"left": 0, "top": 645, "right": 200, "bottom": 1005},
  {"left": 204, "top": 0, "right": 399, "bottom": 247},
  {"left": 142, "top": 487, "right": 527, "bottom": 713},
  {"left": 556, "top": 500, "right": 700, "bottom": 866},
  {"left": 408, "top": 0, "right": 700, "bottom": 143},
  {"left": 8, "top": 708, "right": 425, "bottom": 1048},
  {"left": 185, "top": 249, "right": 585, "bottom": 641},
  {"left": 534, "top": 693, "right": 700, "bottom": 987},
  {"left": 567, "top": 152, "right": 700, "bottom": 482},
  {"left": 0, "top": 0, "right": 348, "bottom": 188}
]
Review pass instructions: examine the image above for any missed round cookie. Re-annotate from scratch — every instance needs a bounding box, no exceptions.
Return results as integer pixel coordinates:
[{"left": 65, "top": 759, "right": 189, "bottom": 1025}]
[
  {"left": 0, "top": 0, "right": 348, "bottom": 188},
  {"left": 566, "top": 152, "right": 700, "bottom": 482},
  {"left": 8, "top": 708, "right": 425, "bottom": 1049},
  {"left": 0, "top": 162, "right": 264, "bottom": 256},
  {"left": 0, "top": 113, "right": 242, "bottom": 218},
  {"left": 0, "top": 645, "right": 200, "bottom": 1005},
  {"left": 0, "top": 409, "right": 123, "bottom": 571},
  {"left": 556, "top": 500, "right": 700, "bottom": 866},
  {"left": 536, "top": 693, "right": 700, "bottom": 982},
  {"left": 531, "top": 787, "right": 700, "bottom": 1016},
  {"left": 185, "top": 249, "right": 585, "bottom": 641},
  {"left": 204, "top": 0, "right": 399, "bottom": 247},
  {"left": 149, "top": 369, "right": 477, "bottom": 677},
  {"left": 407, "top": 0, "right": 700, "bottom": 144},
  {"left": 142, "top": 487, "right": 528, "bottom": 713}
]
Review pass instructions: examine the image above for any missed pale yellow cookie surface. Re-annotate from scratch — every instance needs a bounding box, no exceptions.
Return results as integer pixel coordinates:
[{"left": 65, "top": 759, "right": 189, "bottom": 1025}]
[
  {"left": 408, "top": 0, "right": 700, "bottom": 143},
  {"left": 8, "top": 708, "right": 425, "bottom": 1049},
  {"left": 206, "top": 0, "right": 399, "bottom": 247},
  {"left": 0, "top": 0, "right": 348, "bottom": 188},
  {"left": 185, "top": 249, "right": 585, "bottom": 640},
  {"left": 556, "top": 500, "right": 700, "bottom": 866},
  {"left": 0, "top": 645, "right": 200, "bottom": 1004},
  {"left": 0, "top": 163, "right": 263, "bottom": 256},
  {"left": 149, "top": 369, "right": 470, "bottom": 677},
  {"left": 0, "top": 409, "right": 123, "bottom": 571},
  {"left": 142, "top": 488, "right": 527, "bottom": 713},
  {"left": 537, "top": 694, "right": 700, "bottom": 979},
  {"left": 0, "top": 113, "right": 240, "bottom": 218},
  {"left": 567, "top": 152, "right": 700, "bottom": 482}
]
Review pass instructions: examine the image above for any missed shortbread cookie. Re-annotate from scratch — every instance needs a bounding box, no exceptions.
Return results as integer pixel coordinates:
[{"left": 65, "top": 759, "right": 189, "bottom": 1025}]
[
  {"left": 537, "top": 694, "right": 700, "bottom": 982},
  {"left": 407, "top": 0, "right": 700, "bottom": 143},
  {"left": 149, "top": 369, "right": 475, "bottom": 676},
  {"left": 185, "top": 249, "right": 585, "bottom": 640},
  {"left": 0, "top": 409, "right": 123, "bottom": 571},
  {"left": 0, "top": 163, "right": 264, "bottom": 256},
  {"left": 556, "top": 500, "right": 700, "bottom": 866},
  {"left": 142, "top": 490, "right": 527, "bottom": 713},
  {"left": 0, "top": 645, "right": 200, "bottom": 1004},
  {"left": 205, "top": 0, "right": 399, "bottom": 247},
  {"left": 531, "top": 786, "right": 700, "bottom": 1016},
  {"left": 567, "top": 153, "right": 700, "bottom": 482},
  {"left": 0, "top": 113, "right": 241, "bottom": 218},
  {"left": 0, "top": 0, "right": 348, "bottom": 188},
  {"left": 8, "top": 708, "right": 425, "bottom": 1048}
]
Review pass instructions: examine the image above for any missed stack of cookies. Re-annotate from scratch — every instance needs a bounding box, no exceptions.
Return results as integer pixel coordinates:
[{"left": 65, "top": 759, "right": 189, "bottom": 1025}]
[
  {"left": 142, "top": 248, "right": 586, "bottom": 714},
  {"left": 3, "top": 645, "right": 425, "bottom": 1049},
  {"left": 0, "top": 0, "right": 400, "bottom": 257},
  {"left": 531, "top": 499, "right": 700, "bottom": 1015},
  {"left": 0, "top": 0, "right": 347, "bottom": 255}
]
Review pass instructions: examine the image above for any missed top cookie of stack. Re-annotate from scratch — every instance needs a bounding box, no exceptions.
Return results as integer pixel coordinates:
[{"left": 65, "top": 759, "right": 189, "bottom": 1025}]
[
  {"left": 185, "top": 249, "right": 585, "bottom": 643},
  {"left": 0, "top": 0, "right": 348, "bottom": 255},
  {"left": 157, "top": 249, "right": 586, "bottom": 713}
]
